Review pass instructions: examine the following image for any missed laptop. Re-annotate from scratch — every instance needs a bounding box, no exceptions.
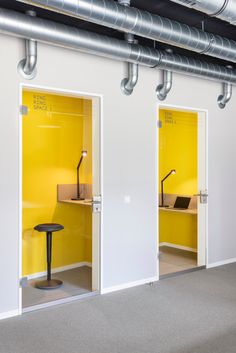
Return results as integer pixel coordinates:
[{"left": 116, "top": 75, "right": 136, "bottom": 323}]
[{"left": 173, "top": 196, "right": 191, "bottom": 210}]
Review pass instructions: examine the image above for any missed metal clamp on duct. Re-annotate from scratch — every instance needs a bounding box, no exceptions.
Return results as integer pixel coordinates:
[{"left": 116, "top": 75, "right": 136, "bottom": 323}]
[
  {"left": 119, "top": 1, "right": 139, "bottom": 96},
  {"left": 18, "top": 10, "right": 37, "bottom": 79}
]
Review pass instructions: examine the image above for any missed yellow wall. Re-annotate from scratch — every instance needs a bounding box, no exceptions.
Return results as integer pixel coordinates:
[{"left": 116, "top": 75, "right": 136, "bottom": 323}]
[
  {"left": 159, "top": 109, "right": 198, "bottom": 249},
  {"left": 22, "top": 90, "right": 92, "bottom": 276}
]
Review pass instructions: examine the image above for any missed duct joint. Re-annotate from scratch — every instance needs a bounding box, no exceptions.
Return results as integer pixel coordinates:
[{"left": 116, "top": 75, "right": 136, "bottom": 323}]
[
  {"left": 199, "top": 34, "right": 215, "bottom": 55},
  {"left": 18, "top": 10, "right": 37, "bottom": 80},
  {"left": 118, "top": 0, "right": 131, "bottom": 6},
  {"left": 211, "top": 0, "right": 229, "bottom": 17}
]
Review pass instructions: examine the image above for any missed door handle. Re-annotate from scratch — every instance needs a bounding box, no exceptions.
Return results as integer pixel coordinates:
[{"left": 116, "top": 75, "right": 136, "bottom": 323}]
[
  {"left": 194, "top": 190, "right": 208, "bottom": 204},
  {"left": 92, "top": 195, "right": 102, "bottom": 213}
]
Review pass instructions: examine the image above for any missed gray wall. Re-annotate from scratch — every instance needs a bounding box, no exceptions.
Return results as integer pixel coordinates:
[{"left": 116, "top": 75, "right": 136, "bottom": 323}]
[{"left": 0, "top": 33, "right": 235, "bottom": 315}]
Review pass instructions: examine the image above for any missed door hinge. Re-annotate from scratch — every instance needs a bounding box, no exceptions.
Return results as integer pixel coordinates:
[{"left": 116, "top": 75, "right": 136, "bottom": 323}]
[
  {"left": 157, "top": 120, "right": 162, "bottom": 128},
  {"left": 20, "top": 277, "right": 28, "bottom": 288},
  {"left": 20, "top": 105, "right": 28, "bottom": 116}
]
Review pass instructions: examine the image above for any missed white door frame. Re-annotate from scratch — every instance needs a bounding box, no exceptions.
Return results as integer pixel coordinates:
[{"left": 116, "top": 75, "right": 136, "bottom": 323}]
[
  {"left": 157, "top": 103, "right": 209, "bottom": 278},
  {"left": 18, "top": 83, "right": 103, "bottom": 315}
]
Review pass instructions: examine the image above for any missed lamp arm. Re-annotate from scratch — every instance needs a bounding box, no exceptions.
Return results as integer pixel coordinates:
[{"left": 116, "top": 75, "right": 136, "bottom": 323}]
[
  {"left": 161, "top": 171, "right": 173, "bottom": 183},
  {"left": 77, "top": 156, "right": 83, "bottom": 170}
]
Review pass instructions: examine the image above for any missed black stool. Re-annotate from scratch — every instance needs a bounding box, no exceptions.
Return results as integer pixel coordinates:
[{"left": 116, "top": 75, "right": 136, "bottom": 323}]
[{"left": 34, "top": 223, "right": 64, "bottom": 290}]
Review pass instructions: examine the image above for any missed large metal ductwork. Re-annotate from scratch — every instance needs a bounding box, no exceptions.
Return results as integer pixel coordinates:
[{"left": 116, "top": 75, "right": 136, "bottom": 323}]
[
  {"left": 169, "top": 0, "right": 236, "bottom": 26},
  {"left": 15, "top": 0, "right": 236, "bottom": 64},
  {"left": 0, "top": 7, "right": 236, "bottom": 86}
]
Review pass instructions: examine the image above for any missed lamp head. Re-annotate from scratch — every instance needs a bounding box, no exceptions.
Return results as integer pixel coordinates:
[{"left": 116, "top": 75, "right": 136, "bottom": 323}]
[{"left": 82, "top": 150, "right": 87, "bottom": 157}]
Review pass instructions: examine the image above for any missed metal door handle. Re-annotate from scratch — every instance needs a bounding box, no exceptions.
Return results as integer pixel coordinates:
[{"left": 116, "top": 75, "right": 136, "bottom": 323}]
[
  {"left": 194, "top": 191, "right": 208, "bottom": 204},
  {"left": 194, "top": 193, "right": 208, "bottom": 197}
]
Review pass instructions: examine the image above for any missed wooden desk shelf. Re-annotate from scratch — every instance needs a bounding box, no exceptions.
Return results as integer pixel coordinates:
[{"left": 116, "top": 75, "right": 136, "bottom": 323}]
[
  {"left": 159, "top": 207, "right": 197, "bottom": 215},
  {"left": 60, "top": 199, "right": 92, "bottom": 207},
  {"left": 57, "top": 184, "right": 92, "bottom": 206}
]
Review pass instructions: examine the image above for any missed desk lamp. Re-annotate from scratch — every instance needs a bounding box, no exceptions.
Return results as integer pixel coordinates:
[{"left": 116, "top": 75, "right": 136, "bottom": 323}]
[
  {"left": 160, "top": 169, "right": 176, "bottom": 207},
  {"left": 72, "top": 150, "right": 87, "bottom": 201}
]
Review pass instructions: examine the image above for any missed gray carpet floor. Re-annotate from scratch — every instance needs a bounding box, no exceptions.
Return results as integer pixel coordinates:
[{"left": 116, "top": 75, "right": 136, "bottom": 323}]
[
  {"left": 23, "top": 266, "right": 92, "bottom": 308},
  {"left": 1, "top": 264, "right": 236, "bottom": 353}
]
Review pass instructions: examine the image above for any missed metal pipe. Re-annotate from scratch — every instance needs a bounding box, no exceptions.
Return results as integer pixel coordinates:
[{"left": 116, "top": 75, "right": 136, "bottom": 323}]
[
  {"left": 121, "top": 62, "right": 139, "bottom": 95},
  {"left": 1, "top": 8, "right": 236, "bottom": 86},
  {"left": 218, "top": 82, "right": 233, "bottom": 109},
  {"left": 156, "top": 70, "right": 173, "bottom": 101},
  {"left": 14, "top": 0, "right": 236, "bottom": 63},
  {"left": 17, "top": 10, "right": 37, "bottom": 79},
  {"left": 169, "top": 0, "right": 236, "bottom": 26},
  {"left": 119, "top": 0, "right": 139, "bottom": 96}
]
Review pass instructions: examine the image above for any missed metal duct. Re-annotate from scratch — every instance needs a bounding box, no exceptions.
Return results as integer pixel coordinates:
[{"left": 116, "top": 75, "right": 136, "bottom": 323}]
[
  {"left": 169, "top": 0, "right": 236, "bottom": 26},
  {"left": 218, "top": 82, "right": 233, "bottom": 108},
  {"left": 15, "top": 0, "right": 236, "bottom": 63},
  {"left": 119, "top": 0, "right": 139, "bottom": 96},
  {"left": 17, "top": 10, "right": 37, "bottom": 79},
  {"left": 156, "top": 70, "right": 173, "bottom": 101},
  {"left": 0, "top": 7, "right": 236, "bottom": 86},
  {"left": 121, "top": 62, "right": 139, "bottom": 95}
]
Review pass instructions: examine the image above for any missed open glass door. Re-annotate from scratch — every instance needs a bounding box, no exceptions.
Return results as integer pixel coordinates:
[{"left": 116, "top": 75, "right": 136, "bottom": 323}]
[
  {"left": 197, "top": 111, "right": 208, "bottom": 267},
  {"left": 91, "top": 97, "right": 101, "bottom": 292},
  {"left": 158, "top": 106, "right": 207, "bottom": 278},
  {"left": 20, "top": 87, "right": 101, "bottom": 312}
]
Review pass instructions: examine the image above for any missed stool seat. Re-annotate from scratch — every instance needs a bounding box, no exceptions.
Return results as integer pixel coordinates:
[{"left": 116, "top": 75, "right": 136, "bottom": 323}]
[{"left": 34, "top": 223, "right": 64, "bottom": 233}]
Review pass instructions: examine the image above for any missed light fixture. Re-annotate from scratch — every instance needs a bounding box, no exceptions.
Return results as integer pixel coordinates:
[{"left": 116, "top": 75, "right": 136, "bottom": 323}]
[
  {"left": 71, "top": 150, "right": 87, "bottom": 201},
  {"left": 160, "top": 169, "right": 176, "bottom": 207}
]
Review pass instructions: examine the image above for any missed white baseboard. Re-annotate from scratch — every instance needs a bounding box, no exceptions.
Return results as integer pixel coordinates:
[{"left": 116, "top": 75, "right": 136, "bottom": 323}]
[
  {"left": 159, "top": 242, "right": 197, "bottom": 253},
  {"left": 101, "top": 276, "right": 159, "bottom": 295},
  {"left": 207, "top": 257, "right": 236, "bottom": 269},
  {"left": 26, "top": 261, "right": 92, "bottom": 280},
  {"left": 0, "top": 309, "right": 19, "bottom": 321}
]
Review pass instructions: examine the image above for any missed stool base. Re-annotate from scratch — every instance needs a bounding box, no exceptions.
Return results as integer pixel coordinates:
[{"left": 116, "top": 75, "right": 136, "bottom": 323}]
[{"left": 35, "top": 279, "right": 63, "bottom": 290}]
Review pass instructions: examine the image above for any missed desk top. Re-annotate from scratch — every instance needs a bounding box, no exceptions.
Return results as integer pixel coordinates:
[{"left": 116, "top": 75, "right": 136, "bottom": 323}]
[
  {"left": 60, "top": 199, "right": 92, "bottom": 206},
  {"left": 159, "top": 206, "right": 197, "bottom": 215}
]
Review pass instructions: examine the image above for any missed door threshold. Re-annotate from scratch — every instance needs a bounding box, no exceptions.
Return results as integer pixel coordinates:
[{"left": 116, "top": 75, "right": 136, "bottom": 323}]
[
  {"left": 22, "top": 290, "right": 99, "bottom": 314},
  {"left": 160, "top": 265, "right": 206, "bottom": 280}
]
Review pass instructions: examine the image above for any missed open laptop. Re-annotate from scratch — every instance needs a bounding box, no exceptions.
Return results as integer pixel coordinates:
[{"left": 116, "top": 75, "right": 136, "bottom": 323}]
[{"left": 173, "top": 196, "right": 191, "bottom": 210}]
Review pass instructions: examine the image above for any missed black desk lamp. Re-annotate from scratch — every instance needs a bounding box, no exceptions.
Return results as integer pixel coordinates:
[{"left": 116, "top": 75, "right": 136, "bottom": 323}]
[
  {"left": 72, "top": 150, "right": 87, "bottom": 201},
  {"left": 160, "top": 169, "right": 176, "bottom": 207}
]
